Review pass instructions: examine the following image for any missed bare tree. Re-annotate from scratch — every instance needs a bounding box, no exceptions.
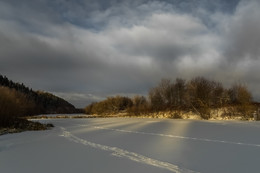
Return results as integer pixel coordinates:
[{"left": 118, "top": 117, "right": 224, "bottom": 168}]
[
  {"left": 158, "top": 79, "right": 173, "bottom": 107},
  {"left": 149, "top": 87, "right": 164, "bottom": 111},
  {"left": 228, "top": 83, "right": 253, "bottom": 118},
  {"left": 173, "top": 78, "right": 186, "bottom": 108},
  {"left": 186, "top": 77, "right": 216, "bottom": 119},
  {"left": 129, "top": 95, "right": 148, "bottom": 115},
  {"left": 229, "top": 83, "right": 252, "bottom": 104}
]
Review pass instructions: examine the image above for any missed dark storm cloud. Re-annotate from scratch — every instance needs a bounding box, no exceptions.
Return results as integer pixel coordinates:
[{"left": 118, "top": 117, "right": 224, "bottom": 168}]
[
  {"left": 0, "top": 0, "right": 259, "bottom": 107},
  {"left": 214, "top": 0, "right": 260, "bottom": 99},
  {"left": 222, "top": 0, "right": 260, "bottom": 61}
]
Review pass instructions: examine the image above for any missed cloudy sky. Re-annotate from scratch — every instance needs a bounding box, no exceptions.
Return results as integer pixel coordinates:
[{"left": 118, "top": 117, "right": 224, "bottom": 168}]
[{"left": 0, "top": 0, "right": 260, "bottom": 107}]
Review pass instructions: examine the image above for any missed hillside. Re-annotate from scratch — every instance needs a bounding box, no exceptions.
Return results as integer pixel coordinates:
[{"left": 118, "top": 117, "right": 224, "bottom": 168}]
[
  {"left": 0, "top": 75, "right": 76, "bottom": 114},
  {"left": 0, "top": 75, "right": 77, "bottom": 128}
]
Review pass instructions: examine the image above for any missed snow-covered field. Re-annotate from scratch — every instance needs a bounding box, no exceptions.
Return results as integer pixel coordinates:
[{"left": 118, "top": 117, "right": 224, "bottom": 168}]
[{"left": 1, "top": 118, "right": 260, "bottom": 173}]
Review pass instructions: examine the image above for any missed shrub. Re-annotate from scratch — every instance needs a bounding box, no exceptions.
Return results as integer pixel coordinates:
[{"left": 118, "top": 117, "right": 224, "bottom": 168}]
[
  {"left": 170, "top": 112, "right": 182, "bottom": 119},
  {"left": 198, "top": 107, "right": 211, "bottom": 120},
  {"left": 85, "top": 96, "right": 133, "bottom": 115}
]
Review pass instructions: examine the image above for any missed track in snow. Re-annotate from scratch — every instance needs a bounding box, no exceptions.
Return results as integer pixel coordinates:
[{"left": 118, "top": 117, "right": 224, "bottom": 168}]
[{"left": 1, "top": 118, "right": 260, "bottom": 173}]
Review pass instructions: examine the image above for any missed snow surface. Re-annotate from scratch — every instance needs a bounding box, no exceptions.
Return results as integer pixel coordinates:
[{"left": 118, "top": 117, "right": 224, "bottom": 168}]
[{"left": 1, "top": 118, "right": 260, "bottom": 173}]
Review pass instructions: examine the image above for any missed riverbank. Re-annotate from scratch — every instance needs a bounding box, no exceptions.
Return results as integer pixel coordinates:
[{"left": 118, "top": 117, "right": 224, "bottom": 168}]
[
  {"left": 0, "top": 118, "right": 53, "bottom": 136},
  {"left": 28, "top": 111, "right": 258, "bottom": 121}
]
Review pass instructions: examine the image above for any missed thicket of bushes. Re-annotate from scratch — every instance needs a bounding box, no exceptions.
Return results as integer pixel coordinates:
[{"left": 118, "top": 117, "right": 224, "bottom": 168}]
[
  {"left": 85, "top": 76, "right": 256, "bottom": 119},
  {"left": 85, "top": 96, "right": 133, "bottom": 115}
]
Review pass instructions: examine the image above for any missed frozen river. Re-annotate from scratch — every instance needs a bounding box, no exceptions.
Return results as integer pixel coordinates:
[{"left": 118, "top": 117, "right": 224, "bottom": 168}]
[{"left": 1, "top": 118, "right": 260, "bottom": 173}]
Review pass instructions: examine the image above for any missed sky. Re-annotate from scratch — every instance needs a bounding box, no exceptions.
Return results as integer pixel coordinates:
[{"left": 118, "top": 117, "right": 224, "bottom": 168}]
[{"left": 0, "top": 0, "right": 260, "bottom": 108}]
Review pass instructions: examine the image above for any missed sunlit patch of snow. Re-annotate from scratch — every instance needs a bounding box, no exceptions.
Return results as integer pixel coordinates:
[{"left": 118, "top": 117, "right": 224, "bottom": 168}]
[
  {"left": 60, "top": 127, "right": 199, "bottom": 173},
  {"left": 77, "top": 124, "right": 260, "bottom": 148}
]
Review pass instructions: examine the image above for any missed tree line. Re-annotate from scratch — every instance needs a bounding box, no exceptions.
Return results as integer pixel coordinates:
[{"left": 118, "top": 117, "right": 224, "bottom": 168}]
[
  {"left": 85, "top": 76, "right": 255, "bottom": 119},
  {"left": 0, "top": 75, "right": 77, "bottom": 127}
]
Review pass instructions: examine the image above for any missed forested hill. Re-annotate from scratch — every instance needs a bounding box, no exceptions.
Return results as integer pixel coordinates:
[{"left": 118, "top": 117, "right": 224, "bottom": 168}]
[{"left": 0, "top": 75, "right": 76, "bottom": 115}]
